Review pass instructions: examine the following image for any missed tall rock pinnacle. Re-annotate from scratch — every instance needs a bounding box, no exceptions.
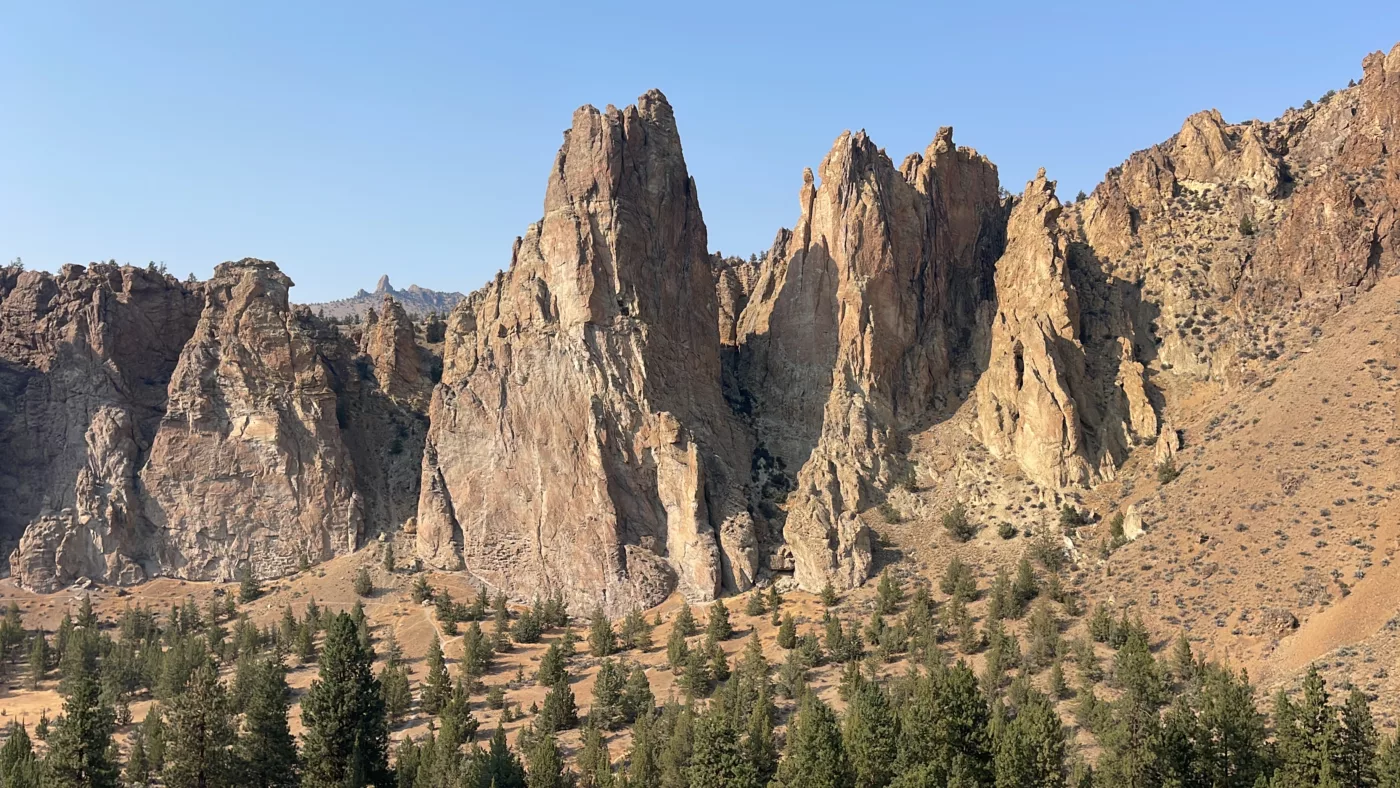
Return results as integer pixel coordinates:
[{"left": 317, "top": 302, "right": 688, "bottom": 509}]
[{"left": 416, "top": 90, "right": 755, "bottom": 614}]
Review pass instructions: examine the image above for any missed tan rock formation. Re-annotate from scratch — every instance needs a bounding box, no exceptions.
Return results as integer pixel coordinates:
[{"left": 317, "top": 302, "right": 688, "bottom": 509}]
[
  {"left": 140, "top": 260, "right": 365, "bottom": 580},
  {"left": 732, "top": 127, "right": 1005, "bottom": 591},
  {"left": 2, "top": 264, "right": 202, "bottom": 591},
  {"left": 975, "top": 171, "right": 1094, "bottom": 489},
  {"left": 415, "top": 91, "right": 754, "bottom": 615}
]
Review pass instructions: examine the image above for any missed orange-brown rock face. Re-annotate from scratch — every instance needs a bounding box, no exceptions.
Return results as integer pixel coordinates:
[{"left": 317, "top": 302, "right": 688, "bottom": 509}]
[
  {"left": 730, "top": 128, "right": 1006, "bottom": 591},
  {"left": 140, "top": 260, "right": 366, "bottom": 580},
  {"left": 416, "top": 91, "right": 755, "bottom": 615}
]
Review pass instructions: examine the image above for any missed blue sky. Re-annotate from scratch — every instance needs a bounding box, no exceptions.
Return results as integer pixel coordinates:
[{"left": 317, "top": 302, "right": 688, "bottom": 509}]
[{"left": 2, "top": 2, "right": 1397, "bottom": 302}]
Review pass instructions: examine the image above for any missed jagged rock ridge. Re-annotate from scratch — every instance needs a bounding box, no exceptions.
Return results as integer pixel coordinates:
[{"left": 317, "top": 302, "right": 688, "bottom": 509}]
[
  {"left": 3, "top": 41, "right": 1397, "bottom": 607},
  {"left": 302, "top": 275, "right": 465, "bottom": 321}
]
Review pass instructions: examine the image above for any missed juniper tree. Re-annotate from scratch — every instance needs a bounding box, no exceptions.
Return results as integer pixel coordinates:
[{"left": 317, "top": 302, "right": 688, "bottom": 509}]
[{"left": 777, "top": 614, "right": 798, "bottom": 649}]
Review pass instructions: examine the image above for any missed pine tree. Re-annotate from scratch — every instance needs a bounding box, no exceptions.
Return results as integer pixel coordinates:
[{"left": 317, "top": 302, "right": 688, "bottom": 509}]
[
  {"left": 993, "top": 689, "right": 1065, "bottom": 788},
  {"left": 0, "top": 722, "right": 39, "bottom": 788},
  {"left": 525, "top": 733, "right": 569, "bottom": 788},
  {"left": 236, "top": 655, "right": 299, "bottom": 788},
  {"left": 27, "top": 633, "right": 49, "bottom": 691},
  {"left": 777, "top": 614, "right": 797, "bottom": 649},
  {"left": 620, "top": 663, "right": 655, "bottom": 723},
  {"left": 673, "top": 605, "right": 697, "bottom": 637},
  {"left": 843, "top": 679, "right": 897, "bottom": 788},
  {"left": 774, "top": 693, "right": 850, "bottom": 788},
  {"left": 627, "top": 711, "right": 660, "bottom": 787},
  {"left": 485, "top": 723, "right": 527, "bottom": 788},
  {"left": 43, "top": 631, "right": 118, "bottom": 788},
  {"left": 163, "top": 659, "right": 236, "bottom": 788},
  {"left": 745, "top": 680, "right": 779, "bottom": 786},
  {"left": 588, "top": 605, "right": 616, "bottom": 658},
  {"left": 353, "top": 567, "right": 374, "bottom": 597},
  {"left": 1011, "top": 557, "right": 1038, "bottom": 616},
  {"left": 617, "top": 609, "right": 653, "bottom": 652},
  {"left": 897, "top": 661, "right": 992, "bottom": 786},
  {"left": 422, "top": 635, "right": 451, "bottom": 713},
  {"left": 690, "top": 694, "right": 759, "bottom": 788},
  {"left": 1336, "top": 688, "right": 1378, "bottom": 788},
  {"left": 538, "top": 676, "right": 579, "bottom": 733},
  {"left": 536, "top": 643, "right": 567, "bottom": 687},
  {"left": 1376, "top": 733, "right": 1400, "bottom": 788},
  {"left": 1195, "top": 664, "right": 1267, "bottom": 788},
  {"left": 298, "top": 612, "right": 390, "bottom": 787},
  {"left": 658, "top": 703, "right": 694, "bottom": 788},
  {"left": 706, "top": 599, "right": 733, "bottom": 642},
  {"left": 239, "top": 564, "right": 263, "bottom": 603},
  {"left": 875, "top": 569, "right": 904, "bottom": 615},
  {"left": 590, "top": 659, "right": 626, "bottom": 730}
]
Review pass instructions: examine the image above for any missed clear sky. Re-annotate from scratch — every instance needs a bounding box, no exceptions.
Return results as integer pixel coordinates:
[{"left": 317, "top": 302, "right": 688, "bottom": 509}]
[{"left": 3, "top": 2, "right": 1398, "bottom": 302}]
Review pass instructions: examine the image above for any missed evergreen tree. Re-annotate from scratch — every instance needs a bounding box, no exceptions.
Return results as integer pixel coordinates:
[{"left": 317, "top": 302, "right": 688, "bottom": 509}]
[
  {"left": 0, "top": 722, "right": 39, "bottom": 788},
  {"left": 673, "top": 606, "right": 697, "bottom": 637},
  {"left": 706, "top": 599, "right": 733, "bottom": 642},
  {"left": 620, "top": 663, "right": 655, "bottom": 723},
  {"left": 536, "top": 643, "right": 567, "bottom": 688},
  {"left": 485, "top": 723, "right": 527, "bottom": 788},
  {"left": 993, "top": 689, "right": 1065, "bottom": 788},
  {"left": 774, "top": 693, "right": 850, "bottom": 788},
  {"left": 626, "top": 711, "right": 660, "bottom": 787},
  {"left": 690, "top": 694, "right": 759, "bottom": 788},
  {"left": 658, "top": 703, "right": 694, "bottom": 788},
  {"left": 239, "top": 565, "right": 263, "bottom": 603},
  {"left": 777, "top": 614, "right": 797, "bottom": 650},
  {"left": 588, "top": 605, "right": 617, "bottom": 658},
  {"left": 1195, "top": 664, "right": 1267, "bottom": 788},
  {"left": 525, "top": 733, "right": 569, "bottom": 788},
  {"left": 843, "top": 678, "right": 897, "bottom": 788},
  {"left": 353, "top": 567, "right": 374, "bottom": 597},
  {"left": 163, "top": 659, "right": 237, "bottom": 788},
  {"left": 236, "top": 655, "right": 299, "bottom": 788},
  {"left": 1011, "top": 557, "right": 1038, "bottom": 616},
  {"left": 875, "top": 569, "right": 904, "bottom": 616},
  {"left": 1336, "top": 688, "right": 1378, "bottom": 788},
  {"left": 43, "top": 631, "right": 118, "bottom": 788},
  {"left": 422, "top": 635, "right": 451, "bottom": 713},
  {"left": 590, "top": 658, "right": 626, "bottom": 730},
  {"left": 298, "top": 613, "right": 390, "bottom": 787},
  {"left": 745, "top": 680, "right": 780, "bottom": 786},
  {"left": 897, "top": 661, "right": 992, "bottom": 786},
  {"left": 1376, "top": 733, "right": 1400, "bottom": 788},
  {"left": 538, "top": 677, "right": 579, "bottom": 734},
  {"left": 27, "top": 633, "right": 49, "bottom": 690}
]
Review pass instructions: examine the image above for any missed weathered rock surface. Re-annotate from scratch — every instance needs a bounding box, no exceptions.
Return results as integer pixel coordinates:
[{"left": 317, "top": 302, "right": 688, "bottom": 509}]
[
  {"left": 416, "top": 91, "right": 754, "bottom": 615},
  {"left": 140, "top": 260, "right": 365, "bottom": 580},
  {"left": 729, "top": 127, "right": 1006, "bottom": 591},
  {"left": 302, "top": 275, "right": 465, "bottom": 321},
  {"left": 2, "top": 264, "right": 203, "bottom": 591},
  {"left": 4, "top": 260, "right": 431, "bottom": 589}
]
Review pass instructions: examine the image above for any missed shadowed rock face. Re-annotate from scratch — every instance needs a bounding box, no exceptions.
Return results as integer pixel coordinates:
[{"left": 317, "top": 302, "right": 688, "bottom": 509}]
[
  {"left": 415, "top": 90, "right": 756, "bottom": 615},
  {"left": 729, "top": 127, "right": 1006, "bottom": 592}
]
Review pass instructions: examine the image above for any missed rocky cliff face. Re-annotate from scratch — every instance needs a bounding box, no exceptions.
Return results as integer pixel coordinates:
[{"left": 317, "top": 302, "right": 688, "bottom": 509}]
[
  {"left": 1, "top": 264, "right": 202, "bottom": 590},
  {"left": 4, "top": 260, "right": 432, "bottom": 591},
  {"left": 416, "top": 91, "right": 755, "bottom": 615},
  {"left": 727, "top": 128, "right": 1006, "bottom": 591},
  {"left": 5, "top": 43, "right": 1398, "bottom": 607}
]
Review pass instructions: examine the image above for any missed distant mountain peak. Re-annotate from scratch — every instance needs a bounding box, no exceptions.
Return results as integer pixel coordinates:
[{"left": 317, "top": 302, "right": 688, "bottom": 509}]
[{"left": 301, "top": 276, "right": 465, "bottom": 320}]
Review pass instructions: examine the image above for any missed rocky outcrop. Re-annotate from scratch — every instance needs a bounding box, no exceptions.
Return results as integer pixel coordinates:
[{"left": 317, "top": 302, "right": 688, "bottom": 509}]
[
  {"left": 2, "top": 264, "right": 202, "bottom": 591},
  {"left": 416, "top": 91, "right": 754, "bottom": 615},
  {"left": 730, "top": 127, "right": 1006, "bottom": 591},
  {"left": 140, "top": 260, "right": 365, "bottom": 580},
  {"left": 975, "top": 172, "right": 1095, "bottom": 489}
]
